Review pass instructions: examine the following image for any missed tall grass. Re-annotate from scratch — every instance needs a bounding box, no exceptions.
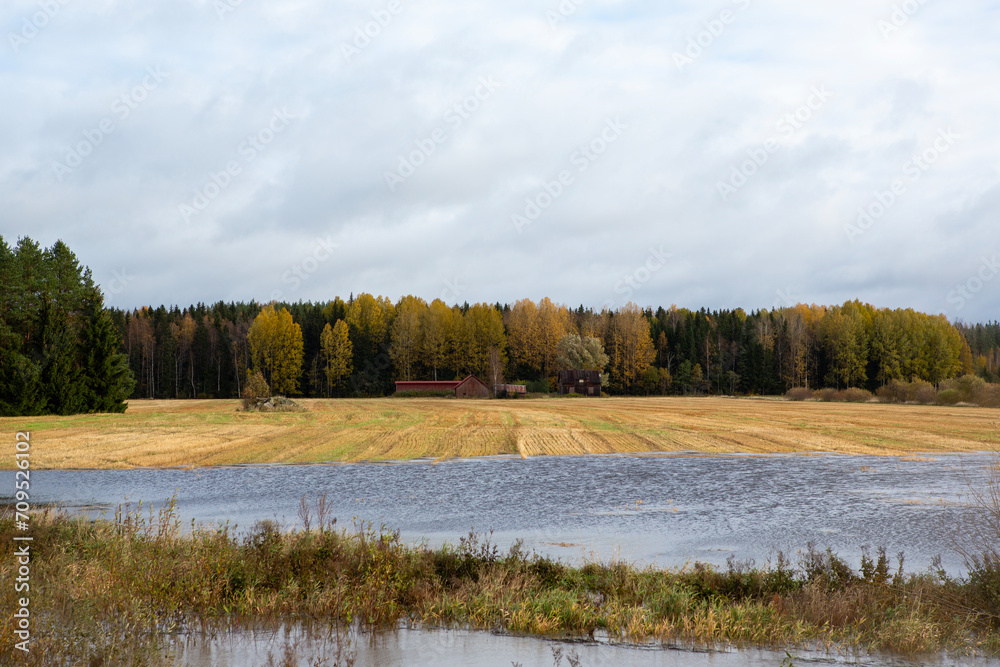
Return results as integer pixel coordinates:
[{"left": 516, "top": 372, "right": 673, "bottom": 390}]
[
  {"left": 951, "top": 438, "right": 1000, "bottom": 631},
  {"left": 3, "top": 497, "right": 1000, "bottom": 665}
]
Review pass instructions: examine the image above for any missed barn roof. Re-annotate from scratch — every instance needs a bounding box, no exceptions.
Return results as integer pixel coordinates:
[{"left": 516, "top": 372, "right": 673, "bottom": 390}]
[
  {"left": 394, "top": 375, "right": 487, "bottom": 389},
  {"left": 395, "top": 380, "right": 461, "bottom": 388}
]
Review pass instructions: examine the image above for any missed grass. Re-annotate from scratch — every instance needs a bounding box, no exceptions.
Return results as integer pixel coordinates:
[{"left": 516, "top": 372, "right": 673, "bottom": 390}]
[
  {"left": 2, "top": 502, "right": 999, "bottom": 666},
  {"left": 3, "top": 397, "right": 1000, "bottom": 469}
]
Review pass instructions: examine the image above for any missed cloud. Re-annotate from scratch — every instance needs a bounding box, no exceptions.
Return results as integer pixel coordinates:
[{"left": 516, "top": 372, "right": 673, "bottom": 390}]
[{"left": 1, "top": 0, "right": 998, "bottom": 322}]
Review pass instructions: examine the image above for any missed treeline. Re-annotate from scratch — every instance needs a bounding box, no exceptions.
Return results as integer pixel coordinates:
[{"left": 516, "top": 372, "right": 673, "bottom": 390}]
[
  {"left": 4, "top": 237, "right": 998, "bottom": 412},
  {"left": 954, "top": 321, "right": 1000, "bottom": 382},
  {"left": 108, "top": 295, "right": 995, "bottom": 400},
  {"left": 0, "top": 237, "right": 134, "bottom": 416}
]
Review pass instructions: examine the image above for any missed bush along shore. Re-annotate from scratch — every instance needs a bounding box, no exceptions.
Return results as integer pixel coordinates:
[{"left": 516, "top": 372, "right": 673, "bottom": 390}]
[
  {"left": 786, "top": 375, "right": 1000, "bottom": 407},
  {"left": 2, "top": 500, "right": 1000, "bottom": 665}
]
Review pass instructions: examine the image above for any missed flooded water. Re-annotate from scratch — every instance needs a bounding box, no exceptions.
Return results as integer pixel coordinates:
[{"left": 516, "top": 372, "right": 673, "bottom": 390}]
[
  {"left": 12, "top": 452, "right": 993, "bottom": 574},
  {"left": 8, "top": 453, "right": 999, "bottom": 665},
  {"left": 164, "top": 624, "right": 1000, "bottom": 667}
]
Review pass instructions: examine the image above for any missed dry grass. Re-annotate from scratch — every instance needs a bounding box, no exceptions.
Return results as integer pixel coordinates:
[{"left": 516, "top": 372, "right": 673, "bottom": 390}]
[
  {"left": 2, "top": 509, "right": 997, "bottom": 664},
  {"left": 3, "top": 396, "right": 999, "bottom": 469}
]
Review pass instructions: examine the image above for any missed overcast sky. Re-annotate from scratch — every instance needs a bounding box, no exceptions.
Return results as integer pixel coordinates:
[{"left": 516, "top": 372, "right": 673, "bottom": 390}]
[{"left": 2, "top": 0, "right": 998, "bottom": 322}]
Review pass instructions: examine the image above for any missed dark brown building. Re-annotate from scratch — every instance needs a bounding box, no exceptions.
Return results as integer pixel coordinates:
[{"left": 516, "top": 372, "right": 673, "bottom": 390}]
[{"left": 557, "top": 370, "right": 602, "bottom": 396}]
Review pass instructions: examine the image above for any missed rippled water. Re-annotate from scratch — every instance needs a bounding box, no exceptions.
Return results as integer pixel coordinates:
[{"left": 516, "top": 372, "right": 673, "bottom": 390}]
[{"left": 12, "top": 452, "right": 993, "bottom": 574}]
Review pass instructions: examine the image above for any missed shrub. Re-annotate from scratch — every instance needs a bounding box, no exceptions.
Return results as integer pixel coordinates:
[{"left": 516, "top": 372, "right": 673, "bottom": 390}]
[
  {"left": 524, "top": 379, "right": 552, "bottom": 394},
  {"left": 242, "top": 371, "right": 271, "bottom": 410},
  {"left": 800, "top": 545, "right": 857, "bottom": 591},
  {"left": 785, "top": 387, "right": 814, "bottom": 401},
  {"left": 841, "top": 388, "right": 874, "bottom": 403},
  {"left": 954, "top": 374, "right": 987, "bottom": 403},
  {"left": 877, "top": 380, "right": 908, "bottom": 404},
  {"left": 908, "top": 380, "right": 937, "bottom": 404},
  {"left": 936, "top": 388, "right": 962, "bottom": 405},
  {"left": 974, "top": 383, "right": 1000, "bottom": 408},
  {"left": 818, "top": 388, "right": 839, "bottom": 402}
]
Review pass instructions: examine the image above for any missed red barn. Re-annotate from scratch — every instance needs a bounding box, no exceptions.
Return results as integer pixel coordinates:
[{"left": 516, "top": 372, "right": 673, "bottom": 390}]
[{"left": 394, "top": 374, "right": 491, "bottom": 398}]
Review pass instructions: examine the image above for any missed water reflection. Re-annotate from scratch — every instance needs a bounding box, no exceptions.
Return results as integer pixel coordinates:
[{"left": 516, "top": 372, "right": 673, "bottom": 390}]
[{"left": 166, "top": 624, "right": 1000, "bottom": 667}]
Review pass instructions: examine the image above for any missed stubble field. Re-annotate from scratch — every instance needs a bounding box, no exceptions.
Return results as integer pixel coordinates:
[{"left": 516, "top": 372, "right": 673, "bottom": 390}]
[{"left": 3, "top": 396, "right": 999, "bottom": 469}]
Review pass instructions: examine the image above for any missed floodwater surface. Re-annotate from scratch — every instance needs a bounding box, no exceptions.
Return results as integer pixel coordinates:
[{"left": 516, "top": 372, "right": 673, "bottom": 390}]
[
  {"left": 12, "top": 452, "right": 993, "bottom": 574},
  {"left": 165, "top": 624, "right": 1000, "bottom": 667},
  {"left": 8, "top": 453, "right": 1000, "bottom": 665}
]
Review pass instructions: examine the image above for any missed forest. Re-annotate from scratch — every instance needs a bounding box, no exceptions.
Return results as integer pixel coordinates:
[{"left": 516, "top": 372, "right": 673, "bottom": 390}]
[
  {"left": 3, "top": 236, "right": 1000, "bottom": 413},
  {"left": 0, "top": 237, "right": 134, "bottom": 416},
  {"left": 106, "top": 294, "right": 1000, "bottom": 401}
]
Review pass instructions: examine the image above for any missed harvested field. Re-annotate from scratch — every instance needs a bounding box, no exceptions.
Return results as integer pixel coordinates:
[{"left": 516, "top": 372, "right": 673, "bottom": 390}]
[{"left": 3, "top": 396, "right": 999, "bottom": 469}]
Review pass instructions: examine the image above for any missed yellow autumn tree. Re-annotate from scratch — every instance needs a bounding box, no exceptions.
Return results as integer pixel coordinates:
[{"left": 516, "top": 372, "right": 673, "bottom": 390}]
[
  {"left": 457, "top": 303, "right": 507, "bottom": 379},
  {"left": 320, "top": 319, "right": 352, "bottom": 396},
  {"left": 504, "top": 299, "right": 541, "bottom": 377},
  {"left": 389, "top": 295, "right": 427, "bottom": 381},
  {"left": 248, "top": 305, "right": 304, "bottom": 395},
  {"left": 607, "top": 302, "right": 655, "bottom": 393},
  {"left": 537, "top": 297, "right": 571, "bottom": 377},
  {"left": 420, "top": 299, "right": 455, "bottom": 380},
  {"left": 346, "top": 293, "right": 394, "bottom": 357}
]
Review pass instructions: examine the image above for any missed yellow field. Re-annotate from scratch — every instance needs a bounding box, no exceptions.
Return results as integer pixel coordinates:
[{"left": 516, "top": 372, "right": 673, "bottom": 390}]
[{"left": 2, "top": 396, "right": 999, "bottom": 469}]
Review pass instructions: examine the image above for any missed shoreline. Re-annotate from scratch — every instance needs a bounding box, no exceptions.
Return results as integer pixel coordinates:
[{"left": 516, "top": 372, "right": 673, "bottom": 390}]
[{"left": 0, "top": 448, "right": 992, "bottom": 472}]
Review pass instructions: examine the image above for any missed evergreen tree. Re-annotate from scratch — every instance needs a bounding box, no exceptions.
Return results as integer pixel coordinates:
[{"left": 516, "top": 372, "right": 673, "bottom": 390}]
[
  {"left": 79, "top": 287, "right": 135, "bottom": 413},
  {"left": 40, "top": 299, "right": 86, "bottom": 414}
]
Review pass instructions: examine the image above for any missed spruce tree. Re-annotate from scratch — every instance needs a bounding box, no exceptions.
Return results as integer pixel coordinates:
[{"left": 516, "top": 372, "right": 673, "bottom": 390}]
[
  {"left": 39, "top": 299, "right": 86, "bottom": 415},
  {"left": 79, "top": 287, "right": 135, "bottom": 413}
]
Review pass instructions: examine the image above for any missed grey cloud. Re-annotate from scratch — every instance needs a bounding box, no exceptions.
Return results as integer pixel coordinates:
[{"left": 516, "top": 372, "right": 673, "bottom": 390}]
[{"left": 1, "top": 0, "right": 997, "bottom": 321}]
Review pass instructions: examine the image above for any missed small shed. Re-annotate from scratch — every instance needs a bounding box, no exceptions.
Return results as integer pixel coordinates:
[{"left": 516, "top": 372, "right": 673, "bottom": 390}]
[
  {"left": 557, "top": 370, "right": 602, "bottom": 396},
  {"left": 394, "top": 375, "right": 490, "bottom": 399},
  {"left": 494, "top": 384, "right": 528, "bottom": 398},
  {"left": 454, "top": 375, "right": 491, "bottom": 399}
]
